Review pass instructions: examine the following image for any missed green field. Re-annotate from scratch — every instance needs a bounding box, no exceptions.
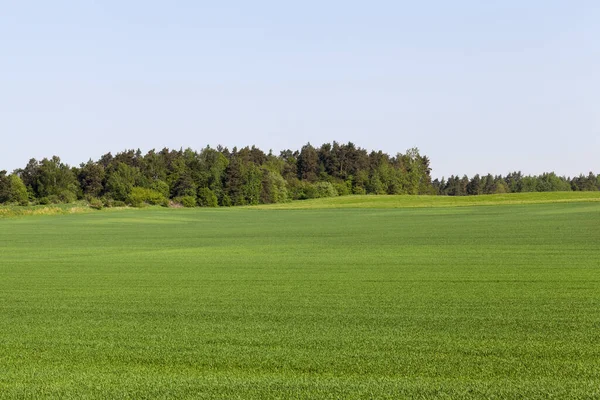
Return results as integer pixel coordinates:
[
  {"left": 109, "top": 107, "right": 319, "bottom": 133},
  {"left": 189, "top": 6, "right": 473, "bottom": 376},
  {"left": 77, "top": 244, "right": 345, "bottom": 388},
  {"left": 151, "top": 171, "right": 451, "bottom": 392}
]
[
  {"left": 250, "top": 191, "right": 600, "bottom": 209},
  {"left": 1, "top": 195, "right": 600, "bottom": 398}
]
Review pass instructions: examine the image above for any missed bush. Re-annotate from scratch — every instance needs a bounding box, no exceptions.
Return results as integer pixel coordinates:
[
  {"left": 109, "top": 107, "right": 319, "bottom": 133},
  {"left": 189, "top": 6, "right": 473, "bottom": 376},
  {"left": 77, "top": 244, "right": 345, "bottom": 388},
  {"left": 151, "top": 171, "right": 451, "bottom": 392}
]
[
  {"left": 352, "top": 185, "right": 366, "bottom": 195},
  {"left": 150, "top": 180, "right": 170, "bottom": 198},
  {"left": 333, "top": 181, "right": 351, "bottom": 196},
  {"left": 127, "top": 187, "right": 167, "bottom": 208},
  {"left": 88, "top": 197, "right": 103, "bottom": 210},
  {"left": 38, "top": 197, "right": 50, "bottom": 205},
  {"left": 197, "top": 187, "right": 218, "bottom": 207},
  {"left": 289, "top": 181, "right": 339, "bottom": 200},
  {"left": 314, "top": 181, "right": 338, "bottom": 198},
  {"left": 174, "top": 195, "right": 196, "bottom": 208},
  {"left": 101, "top": 197, "right": 114, "bottom": 208},
  {"left": 58, "top": 190, "right": 77, "bottom": 203},
  {"left": 47, "top": 195, "right": 61, "bottom": 204},
  {"left": 220, "top": 194, "right": 232, "bottom": 207},
  {"left": 286, "top": 178, "right": 306, "bottom": 200}
]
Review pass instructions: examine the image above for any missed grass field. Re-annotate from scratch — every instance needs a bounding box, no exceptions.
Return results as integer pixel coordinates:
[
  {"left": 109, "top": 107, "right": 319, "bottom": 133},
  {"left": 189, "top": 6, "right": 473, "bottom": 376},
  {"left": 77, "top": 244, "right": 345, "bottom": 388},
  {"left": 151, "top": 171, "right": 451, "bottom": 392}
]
[
  {"left": 1, "top": 195, "right": 600, "bottom": 398},
  {"left": 249, "top": 191, "right": 600, "bottom": 209}
]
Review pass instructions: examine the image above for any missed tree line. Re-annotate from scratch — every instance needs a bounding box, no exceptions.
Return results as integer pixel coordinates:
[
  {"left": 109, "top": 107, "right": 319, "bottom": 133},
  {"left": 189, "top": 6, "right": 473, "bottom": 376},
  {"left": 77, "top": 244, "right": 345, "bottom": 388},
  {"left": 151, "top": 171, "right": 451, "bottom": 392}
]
[
  {"left": 433, "top": 171, "right": 600, "bottom": 196},
  {"left": 0, "top": 142, "right": 598, "bottom": 208}
]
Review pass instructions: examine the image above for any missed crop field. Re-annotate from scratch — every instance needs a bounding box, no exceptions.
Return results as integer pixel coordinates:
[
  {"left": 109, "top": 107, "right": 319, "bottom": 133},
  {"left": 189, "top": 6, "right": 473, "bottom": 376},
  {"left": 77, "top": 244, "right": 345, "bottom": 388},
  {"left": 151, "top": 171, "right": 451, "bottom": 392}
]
[
  {"left": 250, "top": 191, "right": 600, "bottom": 209},
  {"left": 1, "top": 195, "right": 600, "bottom": 398}
]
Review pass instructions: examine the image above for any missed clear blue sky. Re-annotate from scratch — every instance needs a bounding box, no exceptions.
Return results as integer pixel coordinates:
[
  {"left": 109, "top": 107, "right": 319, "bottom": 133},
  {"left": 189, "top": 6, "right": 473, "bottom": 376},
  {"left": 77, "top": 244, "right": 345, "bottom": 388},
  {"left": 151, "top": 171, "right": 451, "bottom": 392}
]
[{"left": 1, "top": 1, "right": 598, "bottom": 178}]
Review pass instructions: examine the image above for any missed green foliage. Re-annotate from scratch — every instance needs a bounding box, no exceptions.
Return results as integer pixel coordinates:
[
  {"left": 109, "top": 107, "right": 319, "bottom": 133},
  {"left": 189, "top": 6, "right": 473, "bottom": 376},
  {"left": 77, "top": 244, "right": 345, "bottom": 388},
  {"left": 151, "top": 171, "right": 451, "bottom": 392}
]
[
  {"left": 197, "top": 187, "right": 218, "bottom": 207},
  {"left": 494, "top": 179, "right": 509, "bottom": 194},
  {"left": 127, "top": 187, "right": 168, "bottom": 208},
  {"left": 11, "top": 175, "right": 29, "bottom": 205},
  {"left": 101, "top": 197, "right": 114, "bottom": 208},
  {"left": 537, "top": 172, "right": 572, "bottom": 192},
  {"left": 571, "top": 172, "right": 600, "bottom": 191},
  {"left": 200, "top": 147, "right": 229, "bottom": 194},
  {"left": 0, "top": 174, "right": 29, "bottom": 205},
  {"left": 78, "top": 160, "right": 105, "bottom": 197},
  {"left": 100, "top": 197, "right": 126, "bottom": 208},
  {"left": 220, "top": 194, "right": 232, "bottom": 207},
  {"left": 174, "top": 195, "right": 197, "bottom": 208},
  {"left": 297, "top": 143, "right": 319, "bottom": 182},
  {"left": 242, "top": 163, "right": 262, "bottom": 205},
  {"left": 313, "top": 181, "right": 338, "bottom": 198},
  {"left": 21, "top": 156, "right": 80, "bottom": 202},
  {"left": 333, "top": 180, "right": 351, "bottom": 196},
  {"left": 367, "top": 174, "right": 386, "bottom": 195},
  {"left": 58, "top": 190, "right": 77, "bottom": 203},
  {"left": 88, "top": 197, "right": 103, "bottom": 210},
  {"left": 3, "top": 144, "right": 597, "bottom": 208},
  {"left": 351, "top": 184, "right": 366, "bottom": 195},
  {"left": 286, "top": 178, "right": 306, "bottom": 200},
  {"left": 287, "top": 181, "right": 339, "bottom": 200},
  {"left": 105, "top": 162, "right": 140, "bottom": 201},
  {"left": 286, "top": 180, "right": 313, "bottom": 200},
  {"left": 0, "top": 171, "right": 9, "bottom": 203},
  {"left": 150, "top": 180, "right": 170, "bottom": 198},
  {"left": 225, "top": 154, "right": 263, "bottom": 205},
  {"left": 466, "top": 174, "right": 482, "bottom": 195},
  {"left": 260, "top": 170, "right": 289, "bottom": 204}
]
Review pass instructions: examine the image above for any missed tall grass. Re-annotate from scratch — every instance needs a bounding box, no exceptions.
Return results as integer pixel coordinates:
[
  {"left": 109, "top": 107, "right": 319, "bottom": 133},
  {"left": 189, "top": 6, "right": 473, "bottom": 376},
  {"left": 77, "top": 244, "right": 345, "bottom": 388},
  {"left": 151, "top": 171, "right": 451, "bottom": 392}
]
[{"left": 0, "top": 204, "right": 93, "bottom": 218}]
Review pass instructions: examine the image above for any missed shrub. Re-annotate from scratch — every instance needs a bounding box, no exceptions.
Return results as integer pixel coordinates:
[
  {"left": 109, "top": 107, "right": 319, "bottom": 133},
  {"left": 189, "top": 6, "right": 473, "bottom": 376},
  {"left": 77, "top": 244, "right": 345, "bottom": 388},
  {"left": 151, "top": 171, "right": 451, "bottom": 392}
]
[
  {"left": 88, "top": 198, "right": 103, "bottom": 210},
  {"left": 314, "top": 181, "right": 338, "bottom": 198},
  {"left": 352, "top": 185, "right": 366, "bottom": 195},
  {"left": 220, "top": 194, "right": 232, "bottom": 207},
  {"left": 197, "top": 187, "right": 218, "bottom": 207},
  {"left": 58, "top": 190, "right": 77, "bottom": 203},
  {"left": 289, "top": 181, "right": 339, "bottom": 200},
  {"left": 127, "top": 187, "right": 167, "bottom": 208},
  {"left": 101, "top": 197, "right": 114, "bottom": 208},
  {"left": 286, "top": 178, "right": 306, "bottom": 200},
  {"left": 333, "top": 181, "right": 351, "bottom": 196},
  {"left": 47, "top": 195, "right": 61, "bottom": 204},
  {"left": 174, "top": 195, "right": 196, "bottom": 208}
]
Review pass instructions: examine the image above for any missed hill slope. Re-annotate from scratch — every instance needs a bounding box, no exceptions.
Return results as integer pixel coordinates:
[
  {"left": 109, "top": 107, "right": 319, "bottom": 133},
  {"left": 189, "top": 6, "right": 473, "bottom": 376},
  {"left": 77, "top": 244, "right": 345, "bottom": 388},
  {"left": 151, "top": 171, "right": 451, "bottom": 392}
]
[{"left": 249, "top": 192, "right": 600, "bottom": 209}]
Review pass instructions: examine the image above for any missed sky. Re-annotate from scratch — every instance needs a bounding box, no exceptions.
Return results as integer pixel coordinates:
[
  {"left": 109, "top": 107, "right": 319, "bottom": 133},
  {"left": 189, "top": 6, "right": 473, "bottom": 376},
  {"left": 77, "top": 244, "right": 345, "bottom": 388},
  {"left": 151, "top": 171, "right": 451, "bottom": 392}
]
[{"left": 1, "top": 1, "right": 598, "bottom": 178}]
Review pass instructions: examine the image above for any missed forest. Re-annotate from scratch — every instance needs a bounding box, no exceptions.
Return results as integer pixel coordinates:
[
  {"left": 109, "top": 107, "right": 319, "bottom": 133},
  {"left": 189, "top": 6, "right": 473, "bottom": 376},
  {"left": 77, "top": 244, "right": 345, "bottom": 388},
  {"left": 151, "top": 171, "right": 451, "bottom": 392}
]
[{"left": 1, "top": 142, "right": 599, "bottom": 207}]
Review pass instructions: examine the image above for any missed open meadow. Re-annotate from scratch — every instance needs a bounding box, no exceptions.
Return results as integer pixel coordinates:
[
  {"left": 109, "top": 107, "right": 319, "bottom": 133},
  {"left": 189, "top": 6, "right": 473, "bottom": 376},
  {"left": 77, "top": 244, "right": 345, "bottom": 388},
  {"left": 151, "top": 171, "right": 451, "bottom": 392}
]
[{"left": 1, "top": 194, "right": 599, "bottom": 398}]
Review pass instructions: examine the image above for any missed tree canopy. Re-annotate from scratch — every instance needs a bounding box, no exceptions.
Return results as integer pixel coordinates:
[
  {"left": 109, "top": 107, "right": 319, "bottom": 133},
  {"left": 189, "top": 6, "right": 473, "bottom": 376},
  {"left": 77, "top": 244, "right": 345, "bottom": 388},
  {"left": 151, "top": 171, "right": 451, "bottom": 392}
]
[{"left": 1, "top": 142, "right": 597, "bottom": 207}]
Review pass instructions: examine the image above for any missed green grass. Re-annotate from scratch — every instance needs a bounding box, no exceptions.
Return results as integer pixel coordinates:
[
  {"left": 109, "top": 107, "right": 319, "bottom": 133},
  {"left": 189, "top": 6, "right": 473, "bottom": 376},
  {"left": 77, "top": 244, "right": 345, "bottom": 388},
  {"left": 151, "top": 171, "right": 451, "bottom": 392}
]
[
  {"left": 249, "top": 191, "right": 600, "bottom": 209},
  {"left": 1, "top": 200, "right": 599, "bottom": 398}
]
